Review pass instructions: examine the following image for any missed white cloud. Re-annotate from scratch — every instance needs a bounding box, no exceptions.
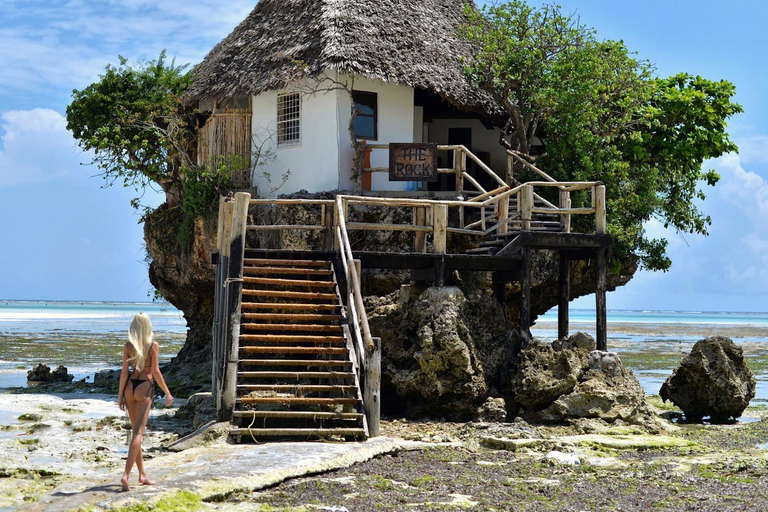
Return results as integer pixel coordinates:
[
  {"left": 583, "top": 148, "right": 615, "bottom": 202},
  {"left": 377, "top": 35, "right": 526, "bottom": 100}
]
[
  {"left": 0, "top": 108, "right": 83, "bottom": 188},
  {"left": 716, "top": 153, "right": 768, "bottom": 215},
  {"left": 0, "top": 0, "right": 255, "bottom": 101},
  {"left": 735, "top": 135, "right": 768, "bottom": 165}
]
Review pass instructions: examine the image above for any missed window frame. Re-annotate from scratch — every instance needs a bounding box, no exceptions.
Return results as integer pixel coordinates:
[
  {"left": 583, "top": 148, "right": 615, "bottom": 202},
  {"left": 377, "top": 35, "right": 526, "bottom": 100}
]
[
  {"left": 352, "top": 90, "right": 378, "bottom": 141},
  {"left": 277, "top": 92, "right": 301, "bottom": 148}
]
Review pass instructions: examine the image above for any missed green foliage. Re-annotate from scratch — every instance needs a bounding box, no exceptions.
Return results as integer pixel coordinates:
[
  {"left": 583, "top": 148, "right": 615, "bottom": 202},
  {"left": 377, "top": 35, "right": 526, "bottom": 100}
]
[
  {"left": 113, "top": 490, "right": 203, "bottom": 512},
  {"left": 462, "top": 2, "right": 742, "bottom": 271},
  {"left": 66, "top": 51, "right": 192, "bottom": 196}
]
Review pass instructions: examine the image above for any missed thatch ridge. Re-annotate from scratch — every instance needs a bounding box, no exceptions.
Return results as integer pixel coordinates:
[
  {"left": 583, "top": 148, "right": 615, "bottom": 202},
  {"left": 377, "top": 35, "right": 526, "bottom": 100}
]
[{"left": 186, "top": 0, "right": 500, "bottom": 117}]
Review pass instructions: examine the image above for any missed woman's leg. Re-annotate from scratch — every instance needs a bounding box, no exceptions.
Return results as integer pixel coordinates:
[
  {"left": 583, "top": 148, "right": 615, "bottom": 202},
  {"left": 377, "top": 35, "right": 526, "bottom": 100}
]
[
  {"left": 137, "top": 383, "right": 155, "bottom": 485},
  {"left": 121, "top": 381, "right": 153, "bottom": 491}
]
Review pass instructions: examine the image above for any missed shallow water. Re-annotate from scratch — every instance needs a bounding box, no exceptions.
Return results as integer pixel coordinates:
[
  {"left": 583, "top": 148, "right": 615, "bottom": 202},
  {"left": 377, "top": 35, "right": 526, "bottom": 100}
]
[
  {"left": 0, "top": 301, "right": 186, "bottom": 377},
  {"left": 532, "top": 310, "right": 768, "bottom": 405}
]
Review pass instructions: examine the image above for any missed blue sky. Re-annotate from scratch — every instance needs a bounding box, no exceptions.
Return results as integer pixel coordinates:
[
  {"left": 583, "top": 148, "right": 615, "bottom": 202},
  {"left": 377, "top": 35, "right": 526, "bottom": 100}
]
[{"left": 0, "top": 1, "right": 766, "bottom": 312}]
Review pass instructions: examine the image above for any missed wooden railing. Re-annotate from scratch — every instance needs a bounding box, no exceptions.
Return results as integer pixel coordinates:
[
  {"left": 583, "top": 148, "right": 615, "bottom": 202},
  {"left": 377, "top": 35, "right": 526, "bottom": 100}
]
[
  {"left": 359, "top": 143, "right": 507, "bottom": 198},
  {"left": 211, "top": 151, "right": 607, "bottom": 425},
  {"left": 359, "top": 143, "right": 605, "bottom": 237}
]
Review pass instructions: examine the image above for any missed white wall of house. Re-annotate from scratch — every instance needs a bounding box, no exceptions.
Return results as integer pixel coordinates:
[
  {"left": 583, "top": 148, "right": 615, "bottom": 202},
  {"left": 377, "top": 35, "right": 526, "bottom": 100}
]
[
  {"left": 336, "top": 75, "right": 416, "bottom": 192},
  {"left": 251, "top": 84, "right": 341, "bottom": 196},
  {"left": 427, "top": 118, "right": 507, "bottom": 174}
]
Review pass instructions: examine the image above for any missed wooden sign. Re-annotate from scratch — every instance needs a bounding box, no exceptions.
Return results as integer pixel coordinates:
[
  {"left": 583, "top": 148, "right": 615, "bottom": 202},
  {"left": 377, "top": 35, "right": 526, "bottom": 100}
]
[{"left": 389, "top": 143, "right": 438, "bottom": 182}]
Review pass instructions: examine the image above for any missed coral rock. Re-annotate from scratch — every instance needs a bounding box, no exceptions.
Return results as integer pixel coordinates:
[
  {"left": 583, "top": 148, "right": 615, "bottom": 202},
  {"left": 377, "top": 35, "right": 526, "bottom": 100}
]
[{"left": 660, "top": 336, "right": 755, "bottom": 422}]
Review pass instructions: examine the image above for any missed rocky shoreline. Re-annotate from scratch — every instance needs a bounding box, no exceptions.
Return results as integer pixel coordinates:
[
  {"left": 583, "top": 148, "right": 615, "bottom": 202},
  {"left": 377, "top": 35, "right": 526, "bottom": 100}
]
[{"left": 0, "top": 384, "right": 765, "bottom": 511}]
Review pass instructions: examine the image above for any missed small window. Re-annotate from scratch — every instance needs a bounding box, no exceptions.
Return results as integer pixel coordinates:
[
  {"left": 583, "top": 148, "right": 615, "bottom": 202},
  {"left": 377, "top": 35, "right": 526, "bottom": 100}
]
[
  {"left": 352, "top": 91, "right": 377, "bottom": 140},
  {"left": 277, "top": 92, "right": 301, "bottom": 147}
]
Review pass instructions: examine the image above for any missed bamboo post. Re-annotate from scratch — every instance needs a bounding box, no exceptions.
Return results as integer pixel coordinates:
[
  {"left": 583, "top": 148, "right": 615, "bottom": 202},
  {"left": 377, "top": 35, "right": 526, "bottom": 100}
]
[
  {"left": 322, "top": 203, "right": 335, "bottom": 251},
  {"left": 353, "top": 259, "right": 362, "bottom": 293},
  {"left": 212, "top": 198, "right": 227, "bottom": 401},
  {"left": 432, "top": 204, "right": 447, "bottom": 254},
  {"left": 596, "top": 247, "right": 608, "bottom": 351},
  {"left": 220, "top": 191, "right": 250, "bottom": 422},
  {"left": 454, "top": 147, "right": 463, "bottom": 194},
  {"left": 414, "top": 207, "right": 427, "bottom": 253},
  {"left": 456, "top": 148, "right": 465, "bottom": 227},
  {"left": 521, "top": 185, "right": 533, "bottom": 231},
  {"left": 497, "top": 194, "right": 510, "bottom": 235},
  {"left": 215, "top": 198, "right": 234, "bottom": 416},
  {"left": 559, "top": 189, "right": 571, "bottom": 233},
  {"left": 365, "top": 337, "right": 381, "bottom": 437},
  {"left": 558, "top": 253, "right": 570, "bottom": 340},
  {"left": 595, "top": 185, "right": 606, "bottom": 235},
  {"left": 507, "top": 152, "right": 514, "bottom": 185}
]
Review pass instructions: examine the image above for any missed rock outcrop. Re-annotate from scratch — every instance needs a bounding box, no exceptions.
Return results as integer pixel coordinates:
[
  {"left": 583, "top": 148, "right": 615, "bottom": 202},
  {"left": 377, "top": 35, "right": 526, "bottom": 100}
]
[
  {"left": 367, "top": 285, "right": 519, "bottom": 419},
  {"left": 660, "top": 336, "right": 755, "bottom": 422},
  {"left": 27, "top": 364, "right": 74, "bottom": 383},
  {"left": 144, "top": 207, "right": 219, "bottom": 396},
  {"left": 511, "top": 334, "right": 655, "bottom": 427},
  {"left": 143, "top": 190, "right": 637, "bottom": 412}
]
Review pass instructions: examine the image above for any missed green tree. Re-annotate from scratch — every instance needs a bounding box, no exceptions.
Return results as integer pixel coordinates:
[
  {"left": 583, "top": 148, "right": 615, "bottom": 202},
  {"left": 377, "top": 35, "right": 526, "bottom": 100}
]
[
  {"left": 462, "top": 1, "right": 742, "bottom": 270},
  {"left": 66, "top": 51, "right": 193, "bottom": 208}
]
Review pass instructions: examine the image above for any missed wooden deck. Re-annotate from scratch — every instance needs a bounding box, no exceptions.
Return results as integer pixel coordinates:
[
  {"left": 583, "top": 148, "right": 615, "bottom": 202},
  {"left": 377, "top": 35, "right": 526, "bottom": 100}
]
[{"left": 210, "top": 144, "right": 611, "bottom": 439}]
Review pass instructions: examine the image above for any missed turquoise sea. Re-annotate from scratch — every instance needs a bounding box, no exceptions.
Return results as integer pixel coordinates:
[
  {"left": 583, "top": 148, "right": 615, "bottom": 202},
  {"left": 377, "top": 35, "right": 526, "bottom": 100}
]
[
  {"left": 1, "top": 302, "right": 766, "bottom": 405},
  {"left": 0, "top": 301, "right": 187, "bottom": 388}
]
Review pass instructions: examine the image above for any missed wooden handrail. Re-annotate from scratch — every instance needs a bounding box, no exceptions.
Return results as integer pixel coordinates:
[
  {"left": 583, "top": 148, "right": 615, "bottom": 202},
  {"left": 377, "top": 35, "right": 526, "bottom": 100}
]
[{"left": 336, "top": 196, "right": 375, "bottom": 353}]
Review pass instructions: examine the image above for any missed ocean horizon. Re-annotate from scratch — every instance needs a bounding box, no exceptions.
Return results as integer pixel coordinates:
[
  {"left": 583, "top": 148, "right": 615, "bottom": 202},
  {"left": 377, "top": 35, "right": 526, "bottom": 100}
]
[{"left": 1, "top": 301, "right": 767, "bottom": 403}]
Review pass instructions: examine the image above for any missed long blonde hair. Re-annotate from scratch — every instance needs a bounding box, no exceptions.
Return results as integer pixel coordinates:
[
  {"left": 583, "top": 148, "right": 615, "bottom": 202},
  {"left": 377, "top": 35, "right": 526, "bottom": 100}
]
[{"left": 127, "top": 313, "right": 154, "bottom": 372}]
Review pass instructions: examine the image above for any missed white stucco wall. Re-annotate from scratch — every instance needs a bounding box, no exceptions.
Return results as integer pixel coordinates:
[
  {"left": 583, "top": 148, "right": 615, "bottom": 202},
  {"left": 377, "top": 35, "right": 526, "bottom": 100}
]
[
  {"left": 250, "top": 84, "right": 341, "bottom": 196},
  {"left": 427, "top": 118, "right": 507, "bottom": 173},
  {"left": 336, "top": 75, "right": 416, "bottom": 192}
]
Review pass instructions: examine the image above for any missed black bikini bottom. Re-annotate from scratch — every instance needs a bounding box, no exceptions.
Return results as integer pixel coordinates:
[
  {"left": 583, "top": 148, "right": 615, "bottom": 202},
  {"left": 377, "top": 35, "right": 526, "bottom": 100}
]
[{"left": 127, "top": 377, "right": 155, "bottom": 398}]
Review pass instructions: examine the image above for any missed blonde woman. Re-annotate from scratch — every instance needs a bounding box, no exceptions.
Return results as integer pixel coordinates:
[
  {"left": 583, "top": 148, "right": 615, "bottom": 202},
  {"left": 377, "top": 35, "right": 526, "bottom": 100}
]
[{"left": 117, "top": 312, "right": 173, "bottom": 492}]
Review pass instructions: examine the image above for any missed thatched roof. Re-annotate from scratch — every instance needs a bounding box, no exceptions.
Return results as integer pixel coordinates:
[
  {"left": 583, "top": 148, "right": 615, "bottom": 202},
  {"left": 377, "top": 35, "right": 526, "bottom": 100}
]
[{"left": 186, "top": 0, "right": 500, "bottom": 117}]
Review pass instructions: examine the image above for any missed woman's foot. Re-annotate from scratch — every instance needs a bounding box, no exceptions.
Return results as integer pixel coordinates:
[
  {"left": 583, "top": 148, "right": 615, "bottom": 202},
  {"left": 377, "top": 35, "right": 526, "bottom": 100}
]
[
  {"left": 120, "top": 475, "right": 130, "bottom": 492},
  {"left": 138, "top": 474, "right": 155, "bottom": 486}
]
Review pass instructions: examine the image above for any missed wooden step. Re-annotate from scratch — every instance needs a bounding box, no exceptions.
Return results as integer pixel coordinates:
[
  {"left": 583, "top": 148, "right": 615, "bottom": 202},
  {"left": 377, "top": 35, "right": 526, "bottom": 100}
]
[
  {"left": 239, "top": 334, "right": 346, "bottom": 345},
  {"left": 236, "top": 384, "right": 357, "bottom": 393},
  {"left": 242, "top": 289, "right": 337, "bottom": 301},
  {"left": 240, "top": 323, "right": 342, "bottom": 333},
  {"left": 239, "top": 359, "right": 351, "bottom": 367},
  {"left": 240, "top": 345, "right": 348, "bottom": 355},
  {"left": 242, "top": 312, "right": 341, "bottom": 323},
  {"left": 243, "top": 277, "right": 336, "bottom": 289},
  {"left": 243, "top": 266, "right": 333, "bottom": 277},
  {"left": 238, "top": 371, "right": 355, "bottom": 380},
  {"left": 232, "top": 410, "right": 362, "bottom": 421},
  {"left": 237, "top": 397, "right": 359, "bottom": 406},
  {"left": 241, "top": 302, "right": 340, "bottom": 312},
  {"left": 230, "top": 428, "right": 365, "bottom": 437},
  {"left": 244, "top": 258, "right": 330, "bottom": 268}
]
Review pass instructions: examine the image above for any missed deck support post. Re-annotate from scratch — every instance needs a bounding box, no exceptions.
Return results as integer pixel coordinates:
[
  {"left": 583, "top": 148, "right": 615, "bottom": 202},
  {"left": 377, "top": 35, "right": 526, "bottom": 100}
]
[
  {"left": 596, "top": 247, "right": 608, "bottom": 351},
  {"left": 214, "top": 197, "right": 234, "bottom": 417},
  {"left": 364, "top": 337, "right": 381, "bottom": 437},
  {"left": 221, "top": 192, "right": 251, "bottom": 422},
  {"left": 520, "top": 247, "right": 532, "bottom": 348},
  {"left": 414, "top": 207, "right": 427, "bottom": 253},
  {"left": 322, "top": 204, "right": 335, "bottom": 251},
  {"left": 558, "top": 252, "right": 570, "bottom": 340}
]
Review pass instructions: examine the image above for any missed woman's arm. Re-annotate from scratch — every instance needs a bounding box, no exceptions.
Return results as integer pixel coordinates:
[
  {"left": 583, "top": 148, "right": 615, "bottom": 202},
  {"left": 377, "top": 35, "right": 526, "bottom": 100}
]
[
  {"left": 117, "top": 343, "right": 130, "bottom": 411},
  {"left": 150, "top": 342, "right": 173, "bottom": 407}
]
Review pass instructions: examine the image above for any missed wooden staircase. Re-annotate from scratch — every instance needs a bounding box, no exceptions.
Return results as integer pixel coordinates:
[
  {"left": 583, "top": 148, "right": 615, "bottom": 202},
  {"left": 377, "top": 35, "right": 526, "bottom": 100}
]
[
  {"left": 229, "top": 254, "right": 367, "bottom": 441},
  {"left": 465, "top": 196, "right": 560, "bottom": 256}
]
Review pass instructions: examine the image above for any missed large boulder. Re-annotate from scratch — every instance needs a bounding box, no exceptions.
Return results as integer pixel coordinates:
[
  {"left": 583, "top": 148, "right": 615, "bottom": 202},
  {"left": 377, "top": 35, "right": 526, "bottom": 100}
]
[
  {"left": 660, "top": 336, "right": 755, "bottom": 422},
  {"left": 367, "top": 285, "right": 518, "bottom": 419},
  {"left": 511, "top": 334, "right": 655, "bottom": 427}
]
